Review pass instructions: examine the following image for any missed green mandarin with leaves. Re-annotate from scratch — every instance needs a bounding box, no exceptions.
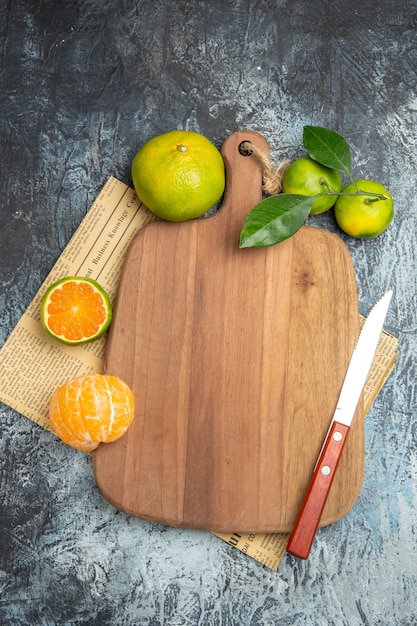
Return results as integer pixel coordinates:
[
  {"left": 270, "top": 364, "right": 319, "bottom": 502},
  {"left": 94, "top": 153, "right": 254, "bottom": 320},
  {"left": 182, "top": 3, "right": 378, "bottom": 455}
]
[
  {"left": 239, "top": 126, "right": 394, "bottom": 248},
  {"left": 282, "top": 157, "right": 342, "bottom": 215},
  {"left": 334, "top": 180, "right": 394, "bottom": 238}
]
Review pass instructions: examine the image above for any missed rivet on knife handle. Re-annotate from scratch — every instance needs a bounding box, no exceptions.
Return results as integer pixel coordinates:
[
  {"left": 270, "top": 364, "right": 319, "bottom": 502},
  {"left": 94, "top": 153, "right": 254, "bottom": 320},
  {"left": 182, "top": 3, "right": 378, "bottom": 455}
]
[{"left": 286, "top": 290, "right": 392, "bottom": 560}]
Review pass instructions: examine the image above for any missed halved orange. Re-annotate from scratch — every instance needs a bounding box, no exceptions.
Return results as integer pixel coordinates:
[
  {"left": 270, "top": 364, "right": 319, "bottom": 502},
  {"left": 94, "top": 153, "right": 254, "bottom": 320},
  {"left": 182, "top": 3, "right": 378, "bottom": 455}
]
[{"left": 40, "top": 276, "right": 112, "bottom": 345}]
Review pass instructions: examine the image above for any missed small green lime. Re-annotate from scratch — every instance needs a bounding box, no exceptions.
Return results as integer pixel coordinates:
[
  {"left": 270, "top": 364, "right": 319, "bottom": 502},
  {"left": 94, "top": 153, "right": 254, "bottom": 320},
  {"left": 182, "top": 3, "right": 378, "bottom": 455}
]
[
  {"left": 282, "top": 156, "right": 342, "bottom": 215},
  {"left": 334, "top": 179, "right": 394, "bottom": 238}
]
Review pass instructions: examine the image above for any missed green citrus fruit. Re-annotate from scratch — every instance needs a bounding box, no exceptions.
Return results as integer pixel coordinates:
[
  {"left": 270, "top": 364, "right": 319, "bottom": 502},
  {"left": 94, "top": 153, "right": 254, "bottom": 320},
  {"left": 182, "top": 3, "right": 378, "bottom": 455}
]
[
  {"left": 282, "top": 156, "right": 343, "bottom": 215},
  {"left": 131, "top": 130, "right": 225, "bottom": 222},
  {"left": 334, "top": 179, "right": 394, "bottom": 238},
  {"left": 40, "top": 276, "right": 112, "bottom": 345}
]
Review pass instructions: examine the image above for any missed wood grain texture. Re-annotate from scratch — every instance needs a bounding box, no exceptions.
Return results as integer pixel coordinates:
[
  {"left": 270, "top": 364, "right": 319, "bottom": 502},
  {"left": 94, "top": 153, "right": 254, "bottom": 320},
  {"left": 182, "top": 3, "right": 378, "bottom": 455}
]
[{"left": 93, "top": 130, "right": 363, "bottom": 532}]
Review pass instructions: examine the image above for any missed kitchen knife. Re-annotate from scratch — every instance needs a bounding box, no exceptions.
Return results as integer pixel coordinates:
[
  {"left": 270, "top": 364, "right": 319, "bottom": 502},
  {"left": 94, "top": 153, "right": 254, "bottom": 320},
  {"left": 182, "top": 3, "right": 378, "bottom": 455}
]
[{"left": 286, "top": 290, "right": 393, "bottom": 559}]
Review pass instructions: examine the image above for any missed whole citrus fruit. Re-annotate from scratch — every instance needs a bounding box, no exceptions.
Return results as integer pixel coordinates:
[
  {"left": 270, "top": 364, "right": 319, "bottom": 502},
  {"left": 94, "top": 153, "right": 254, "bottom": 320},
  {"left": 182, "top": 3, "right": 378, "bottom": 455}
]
[
  {"left": 40, "top": 276, "right": 112, "bottom": 345},
  {"left": 282, "top": 156, "right": 342, "bottom": 215},
  {"left": 334, "top": 179, "right": 394, "bottom": 238},
  {"left": 131, "top": 130, "right": 225, "bottom": 221},
  {"left": 49, "top": 373, "right": 135, "bottom": 452}
]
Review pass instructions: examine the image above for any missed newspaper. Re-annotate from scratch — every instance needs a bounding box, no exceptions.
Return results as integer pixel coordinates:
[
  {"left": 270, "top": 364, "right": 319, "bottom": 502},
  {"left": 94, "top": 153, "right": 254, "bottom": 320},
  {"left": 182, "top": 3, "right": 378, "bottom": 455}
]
[
  {"left": 0, "top": 178, "right": 157, "bottom": 427},
  {"left": 0, "top": 176, "right": 398, "bottom": 570}
]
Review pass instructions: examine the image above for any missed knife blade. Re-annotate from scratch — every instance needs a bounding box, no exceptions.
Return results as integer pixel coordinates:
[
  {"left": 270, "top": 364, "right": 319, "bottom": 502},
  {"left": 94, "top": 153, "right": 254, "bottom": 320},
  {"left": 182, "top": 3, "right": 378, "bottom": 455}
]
[{"left": 286, "top": 290, "right": 393, "bottom": 559}]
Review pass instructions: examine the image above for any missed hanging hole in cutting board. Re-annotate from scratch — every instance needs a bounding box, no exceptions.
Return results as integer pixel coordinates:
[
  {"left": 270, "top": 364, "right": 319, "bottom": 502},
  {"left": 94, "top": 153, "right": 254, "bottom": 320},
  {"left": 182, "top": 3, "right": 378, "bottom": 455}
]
[
  {"left": 237, "top": 138, "right": 289, "bottom": 195},
  {"left": 238, "top": 140, "right": 254, "bottom": 156}
]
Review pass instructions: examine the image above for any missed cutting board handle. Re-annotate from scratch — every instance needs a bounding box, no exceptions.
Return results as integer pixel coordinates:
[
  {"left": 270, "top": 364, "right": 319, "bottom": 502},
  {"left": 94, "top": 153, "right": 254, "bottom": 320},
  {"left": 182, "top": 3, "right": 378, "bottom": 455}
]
[{"left": 219, "top": 130, "right": 271, "bottom": 236}]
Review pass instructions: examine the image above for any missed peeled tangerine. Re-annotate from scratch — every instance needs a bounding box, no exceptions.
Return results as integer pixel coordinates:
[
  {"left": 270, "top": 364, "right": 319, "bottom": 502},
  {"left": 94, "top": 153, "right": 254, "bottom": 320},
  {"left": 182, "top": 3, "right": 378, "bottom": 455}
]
[{"left": 49, "top": 373, "right": 135, "bottom": 452}]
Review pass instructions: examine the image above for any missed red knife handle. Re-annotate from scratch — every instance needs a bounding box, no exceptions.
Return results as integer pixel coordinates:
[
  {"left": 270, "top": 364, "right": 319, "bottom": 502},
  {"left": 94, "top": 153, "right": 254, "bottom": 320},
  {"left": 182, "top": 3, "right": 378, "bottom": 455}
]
[{"left": 286, "top": 421, "right": 350, "bottom": 559}]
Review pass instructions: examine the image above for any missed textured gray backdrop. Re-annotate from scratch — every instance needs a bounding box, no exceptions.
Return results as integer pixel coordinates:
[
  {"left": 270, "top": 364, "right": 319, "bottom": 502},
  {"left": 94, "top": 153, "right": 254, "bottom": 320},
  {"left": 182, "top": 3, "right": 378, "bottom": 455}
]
[{"left": 1, "top": 1, "right": 416, "bottom": 624}]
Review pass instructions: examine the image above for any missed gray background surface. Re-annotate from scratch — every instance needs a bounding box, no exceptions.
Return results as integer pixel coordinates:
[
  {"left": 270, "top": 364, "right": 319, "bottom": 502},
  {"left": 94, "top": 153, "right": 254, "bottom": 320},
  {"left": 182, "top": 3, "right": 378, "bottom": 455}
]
[{"left": 1, "top": 1, "right": 416, "bottom": 624}]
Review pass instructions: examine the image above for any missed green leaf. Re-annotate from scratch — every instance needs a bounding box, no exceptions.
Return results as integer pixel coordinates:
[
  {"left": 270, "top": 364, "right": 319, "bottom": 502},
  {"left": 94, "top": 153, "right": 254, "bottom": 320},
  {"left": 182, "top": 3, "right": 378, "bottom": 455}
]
[
  {"left": 239, "top": 194, "right": 315, "bottom": 248},
  {"left": 303, "top": 126, "right": 353, "bottom": 177}
]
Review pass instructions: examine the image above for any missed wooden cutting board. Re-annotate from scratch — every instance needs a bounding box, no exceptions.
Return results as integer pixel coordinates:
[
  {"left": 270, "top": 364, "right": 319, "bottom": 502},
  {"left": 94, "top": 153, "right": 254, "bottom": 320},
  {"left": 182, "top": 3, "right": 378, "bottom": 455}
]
[{"left": 92, "top": 130, "right": 364, "bottom": 533}]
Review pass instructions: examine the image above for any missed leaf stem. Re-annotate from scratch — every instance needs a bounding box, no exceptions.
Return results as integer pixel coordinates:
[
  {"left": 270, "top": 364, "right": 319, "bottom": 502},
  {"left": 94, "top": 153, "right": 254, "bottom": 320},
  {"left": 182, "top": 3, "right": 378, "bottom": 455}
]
[{"left": 318, "top": 179, "right": 388, "bottom": 202}]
